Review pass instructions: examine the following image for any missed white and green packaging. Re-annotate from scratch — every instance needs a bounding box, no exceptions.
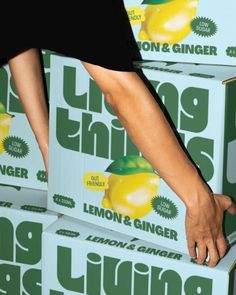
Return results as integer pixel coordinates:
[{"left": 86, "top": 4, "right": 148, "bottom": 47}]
[
  {"left": 42, "top": 215, "right": 236, "bottom": 295},
  {"left": 0, "top": 184, "right": 58, "bottom": 295},
  {"left": 48, "top": 55, "right": 236, "bottom": 254},
  {"left": 0, "top": 50, "right": 53, "bottom": 190},
  {"left": 123, "top": 0, "right": 236, "bottom": 66}
]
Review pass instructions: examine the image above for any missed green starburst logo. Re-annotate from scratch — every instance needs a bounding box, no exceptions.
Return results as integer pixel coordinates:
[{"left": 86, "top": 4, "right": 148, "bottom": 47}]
[
  {"left": 151, "top": 196, "right": 178, "bottom": 219},
  {"left": 191, "top": 17, "right": 217, "bottom": 37},
  {"left": 3, "top": 136, "right": 29, "bottom": 158}
]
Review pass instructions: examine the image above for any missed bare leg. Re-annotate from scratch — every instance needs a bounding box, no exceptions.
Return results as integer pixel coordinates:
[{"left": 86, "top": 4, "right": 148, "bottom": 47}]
[
  {"left": 82, "top": 61, "right": 236, "bottom": 267},
  {"left": 8, "top": 49, "right": 49, "bottom": 171}
]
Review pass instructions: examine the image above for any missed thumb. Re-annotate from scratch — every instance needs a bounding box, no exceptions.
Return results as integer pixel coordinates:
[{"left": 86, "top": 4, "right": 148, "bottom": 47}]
[{"left": 215, "top": 194, "right": 236, "bottom": 215}]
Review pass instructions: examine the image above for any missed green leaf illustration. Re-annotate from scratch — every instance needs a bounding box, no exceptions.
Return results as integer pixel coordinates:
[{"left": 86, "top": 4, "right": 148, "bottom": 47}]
[
  {"left": 142, "top": 0, "right": 174, "bottom": 4},
  {"left": 0, "top": 102, "right": 6, "bottom": 114},
  {"left": 106, "top": 155, "right": 156, "bottom": 175}
]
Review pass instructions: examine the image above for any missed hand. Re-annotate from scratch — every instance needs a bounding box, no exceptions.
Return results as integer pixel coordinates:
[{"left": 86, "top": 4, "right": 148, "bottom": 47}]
[{"left": 185, "top": 193, "right": 236, "bottom": 267}]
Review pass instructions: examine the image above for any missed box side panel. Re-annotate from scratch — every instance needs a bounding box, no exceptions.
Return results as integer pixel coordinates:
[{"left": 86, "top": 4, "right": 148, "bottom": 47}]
[{"left": 223, "top": 81, "right": 236, "bottom": 244}]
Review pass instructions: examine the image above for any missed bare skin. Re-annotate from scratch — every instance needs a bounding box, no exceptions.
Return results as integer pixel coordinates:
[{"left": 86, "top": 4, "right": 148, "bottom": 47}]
[
  {"left": 8, "top": 49, "right": 236, "bottom": 267},
  {"left": 8, "top": 49, "right": 49, "bottom": 170}
]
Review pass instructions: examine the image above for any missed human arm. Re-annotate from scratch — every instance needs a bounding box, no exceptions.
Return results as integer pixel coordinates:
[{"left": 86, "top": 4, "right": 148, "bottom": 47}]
[{"left": 82, "top": 62, "right": 236, "bottom": 267}]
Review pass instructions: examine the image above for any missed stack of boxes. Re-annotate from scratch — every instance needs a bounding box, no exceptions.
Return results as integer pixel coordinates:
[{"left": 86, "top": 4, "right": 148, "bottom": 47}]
[
  {"left": 0, "top": 50, "right": 58, "bottom": 295},
  {"left": 0, "top": 2, "right": 236, "bottom": 293}
]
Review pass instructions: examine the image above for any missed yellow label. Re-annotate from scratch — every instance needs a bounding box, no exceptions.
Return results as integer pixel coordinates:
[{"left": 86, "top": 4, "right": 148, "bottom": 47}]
[
  {"left": 83, "top": 173, "right": 108, "bottom": 191},
  {"left": 126, "top": 6, "right": 145, "bottom": 25},
  {"left": 0, "top": 114, "right": 12, "bottom": 154}
]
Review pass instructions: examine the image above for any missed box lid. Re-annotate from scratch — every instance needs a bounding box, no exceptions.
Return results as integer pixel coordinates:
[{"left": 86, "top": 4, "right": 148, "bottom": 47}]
[
  {"left": 0, "top": 184, "right": 56, "bottom": 215},
  {"left": 44, "top": 215, "right": 236, "bottom": 272},
  {"left": 134, "top": 61, "right": 236, "bottom": 83}
]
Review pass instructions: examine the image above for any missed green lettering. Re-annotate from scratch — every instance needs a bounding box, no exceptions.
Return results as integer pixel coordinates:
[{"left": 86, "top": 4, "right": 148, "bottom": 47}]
[
  {"left": 0, "top": 218, "right": 13, "bottom": 262},
  {"left": 57, "top": 246, "right": 84, "bottom": 292},
  {"left": 86, "top": 253, "right": 101, "bottom": 295},
  {"left": 21, "top": 168, "right": 28, "bottom": 179},
  {"left": 63, "top": 66, "right": 87, "bottom": 110},
  {"left": 133, "top": 263, "right": 149, "bottom": 295},
  {"left": 7, "top": 166, "right": 14, "bottom": 176},
  {"left": 126, "top": 134, "right": 140, "bottom": 156},
  {"left": 103, "top": 256, "right": 132, "bottom": 295},
  {"left": 111, "top": 119, "right": 125, "bottom": 160},
  {"left": 184, "top": 276, "right": 212, "bottom": 295},
  {"left": 23, "top": 268, "right": 41, "bottom": 295},
  {"left": 180, "top": 87, "right": 209, "bottom": 132},
  {"left": 187, "top": 137, "right": 214, "bottom": 182},
  {"left": 0, "top": 264, "right": 20, "bottom": 295},
  {"left": 16, "top": 221, "right": 42, "bottom": 265},
  {"left": 151, "top": 267, "right": 182, "bottom": 295},
  {"left": 0, "top": 68, "right": 8, "bottom": 110},
  {"left": 56, "top": 107, "right": 80, "bottom": 151},
  {"left": 82, "top": 113, "right": 109, "bottom": 158}
]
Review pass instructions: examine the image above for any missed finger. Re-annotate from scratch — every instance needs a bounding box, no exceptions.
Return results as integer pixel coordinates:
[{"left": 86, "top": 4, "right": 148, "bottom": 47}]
[
  {"left": 216, "top": 195, "right": 236, "bottom": 214},
  {"left": 216, "top": 234, "right": 228, "bottom": 258},
  {"left": 206, "top": 241, "right": 220, "bottom": 267},
  {"left": 196, "top": 241, "right": 207, "bottom": 264},
  {"left": 227, "top": 201, "right": 236, "bottom": 215},
  {"left": 187, "top": 239, "right": 196, "bottom": 259}
]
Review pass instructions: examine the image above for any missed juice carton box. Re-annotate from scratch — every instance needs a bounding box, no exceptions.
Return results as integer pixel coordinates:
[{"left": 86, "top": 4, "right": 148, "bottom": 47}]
[
  {"left": 42, "top": 215, "right": 236, "bottom": 295},
  {"left": 123, "top": 0, "right": 236, "bottom": 66},
  {"left": 48, "top": 55, "right": 236, "bottom": 254},
  {"left": 0, "top": 184, "right": 58, "bottom": 295},
  {"left": 0, "top": 50, "right": 54, "bottom": 190}
]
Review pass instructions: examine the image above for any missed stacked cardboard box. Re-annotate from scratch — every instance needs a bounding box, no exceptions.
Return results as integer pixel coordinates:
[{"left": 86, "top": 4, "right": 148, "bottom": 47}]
[
  {"left": 42, "top": 215, "right": 236, "bottom": 295},
  {"left": 47, "top": 55, "right": 236, "bottom": 254},
  {"left": 0, "top": 185, "right": 57, "bottom": 294},
  {"left": 0, "top": 2, "right": 236, "bottom": 292},
  {"left": 45, "top": 52, "right": 236, "bottom": 293},
  {"left": 124, "top": 0, "right": 236, "bottom": 66},
  {"left": 0, "top": 50, "right": 53, "bottom": 190}
]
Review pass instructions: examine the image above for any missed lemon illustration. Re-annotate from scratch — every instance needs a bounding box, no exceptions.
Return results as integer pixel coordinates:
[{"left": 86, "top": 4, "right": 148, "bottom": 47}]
[
  {"left": 102, "top": 155, "right": 160, "bottom": 219},
  {"left": 139, "top": 0, "right": 198, "bottom": 44},
  {"left": 0, "top": 103, "right": 13, "bottom": 154}
]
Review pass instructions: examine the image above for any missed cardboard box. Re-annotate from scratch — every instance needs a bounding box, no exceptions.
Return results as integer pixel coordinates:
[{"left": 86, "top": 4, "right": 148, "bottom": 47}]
[
  {"left": 124, "top": 0, "right": 236, "bottom": 66},
  {"left": 0, "top": 184, "right": 58, "bottom": 295},
  {"left": 48, "top": 55, "right": 236, "bottom": 254},
  {"left": 0, "top": 50, "right": 54, "bottom": 190},
  {"left": 42, "top": 215, "right": 236, "bottom": 295}
]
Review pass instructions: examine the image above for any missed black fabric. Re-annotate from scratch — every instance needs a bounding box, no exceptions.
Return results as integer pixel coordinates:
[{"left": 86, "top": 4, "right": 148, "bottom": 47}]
[{"left": 0, "top": 1, "right": 142, "bottom": 71}]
